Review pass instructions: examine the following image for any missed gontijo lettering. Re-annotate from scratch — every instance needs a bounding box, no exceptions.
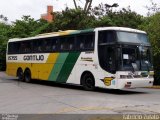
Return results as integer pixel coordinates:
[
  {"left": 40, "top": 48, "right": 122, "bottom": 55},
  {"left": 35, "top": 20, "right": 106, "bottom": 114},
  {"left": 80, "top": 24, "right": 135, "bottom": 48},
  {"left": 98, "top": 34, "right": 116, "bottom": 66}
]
[{"left": 23, "top": 55, "right": 44, "bottom": 61}]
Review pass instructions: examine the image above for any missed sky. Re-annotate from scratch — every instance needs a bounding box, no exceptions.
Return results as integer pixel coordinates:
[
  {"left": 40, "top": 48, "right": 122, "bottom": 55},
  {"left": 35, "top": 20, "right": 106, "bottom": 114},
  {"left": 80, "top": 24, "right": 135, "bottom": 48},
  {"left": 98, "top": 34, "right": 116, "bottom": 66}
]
[{"left": 0, "top": 0, "right": 160, "bottom": 22}]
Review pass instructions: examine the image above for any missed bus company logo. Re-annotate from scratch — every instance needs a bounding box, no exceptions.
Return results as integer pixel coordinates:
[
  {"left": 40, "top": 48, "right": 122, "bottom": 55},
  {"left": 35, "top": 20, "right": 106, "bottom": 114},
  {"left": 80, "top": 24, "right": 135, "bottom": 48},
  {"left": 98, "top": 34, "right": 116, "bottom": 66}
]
[
  {"left": 8, "top": 56, "right": 17, "bottom": 60},
  {"left": 23, "top": 55, "right": 44, "bottom": 61},
  {"left": 104, "top": 77, "right": 114, "bottom": 86}
]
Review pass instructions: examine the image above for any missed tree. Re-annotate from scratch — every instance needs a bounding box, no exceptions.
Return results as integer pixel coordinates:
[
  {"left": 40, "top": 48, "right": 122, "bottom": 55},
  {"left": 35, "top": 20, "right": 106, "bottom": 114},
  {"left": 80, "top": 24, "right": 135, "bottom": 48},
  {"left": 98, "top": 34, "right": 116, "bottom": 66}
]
[
  {"left": 51, "top": 7, "right": 96, "bottom": 31},
  {"left": 0, "top": 14, "right": 8, "bottom": 22},
  {"left": 91, "top": 4, "right": 143, "bottom": 29},
  {"left": 10, "top": 15, "right": 48, "bottom": 38},
  {"left": 0, "top": 21, "right": 11, "bottom": 71},
  {"left": 0, "top": 16, "right": 49, "bottom": 71},
  {"left": 140, "top": 13, "right": 160, "bottom": 85},
  {"left": 73, "top": 0, "right": 93, "bottom": 13},
  {"left": 145, "top": 0, "right": 160, "bottom": 16},
  {"left": 140, "top": 0, "right": 160, "bottom": 85},
  {"left": 72, "top": 0, "right": 119, "bottom": 14}
]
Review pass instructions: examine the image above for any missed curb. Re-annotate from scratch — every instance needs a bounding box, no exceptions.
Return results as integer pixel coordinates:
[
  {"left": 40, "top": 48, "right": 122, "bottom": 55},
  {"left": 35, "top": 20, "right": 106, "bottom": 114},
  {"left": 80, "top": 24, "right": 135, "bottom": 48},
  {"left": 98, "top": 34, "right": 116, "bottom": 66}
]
[{"left": 145, "top": 86, "right": 160, "bottom": 89}]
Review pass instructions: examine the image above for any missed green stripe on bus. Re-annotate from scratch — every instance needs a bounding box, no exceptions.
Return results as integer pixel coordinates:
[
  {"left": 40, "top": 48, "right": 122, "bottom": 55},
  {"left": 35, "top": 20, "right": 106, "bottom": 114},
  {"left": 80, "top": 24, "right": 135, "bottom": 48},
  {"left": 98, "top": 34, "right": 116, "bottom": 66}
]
[
  {"left": 69, "top": 31, "right": 81, "bottom": 35},
  {"left": 80, "top": 29, "right": 94, "bottom": 33},
  {"left": 68, "top": 29, "right": 94, "bottom": 35},
  {"left": 48, "top": 53, "right": 69, "bottom": 81},
  {"left": 56, "top": 52, "right": 80, "bottom": 83}
]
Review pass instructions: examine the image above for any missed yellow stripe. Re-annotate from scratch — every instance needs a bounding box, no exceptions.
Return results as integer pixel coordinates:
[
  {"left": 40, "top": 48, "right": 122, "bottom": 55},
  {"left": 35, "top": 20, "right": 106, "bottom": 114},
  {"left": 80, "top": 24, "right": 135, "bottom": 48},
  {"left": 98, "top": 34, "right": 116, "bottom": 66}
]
[
  {"left": 6, "top": 53, "right": 59, "bottom": 80},
  {"left": 58, "top": 30, "right": 77, "bottom": 36},
  {"left": 38, "top": 53, "right": 59, "bottom": 80}
]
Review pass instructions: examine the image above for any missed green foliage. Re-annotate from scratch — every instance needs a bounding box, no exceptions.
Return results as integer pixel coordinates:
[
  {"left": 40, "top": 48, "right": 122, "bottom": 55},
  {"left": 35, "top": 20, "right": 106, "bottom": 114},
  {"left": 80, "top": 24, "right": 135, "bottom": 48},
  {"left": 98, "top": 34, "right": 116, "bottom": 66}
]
[
  {"left": 140, "top": 12, "right": 160, "bottom": 84},
  {"left": 0, "top": 22, "right": 10, "bottom": 71},
  {"left": 0, "top": 15, "right": 49, "bottom": 71},
  {"left": 10, "top": 16, "right": 48, "bottom": 38},
  {"left": 51, "top": 8, "right": 96, "bottom": 31},
  {"left": 92, "top": 5, "right": 143, "bottom": 28}
]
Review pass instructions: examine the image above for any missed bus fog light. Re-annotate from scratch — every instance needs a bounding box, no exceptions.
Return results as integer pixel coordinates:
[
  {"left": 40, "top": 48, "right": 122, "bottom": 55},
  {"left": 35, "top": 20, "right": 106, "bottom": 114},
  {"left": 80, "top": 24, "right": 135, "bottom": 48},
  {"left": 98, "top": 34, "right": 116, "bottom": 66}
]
[
  {"left": 149, "top": 71, "right": 154, "bottom": 76},
  {"left": 125, "top": 82, "right": 132, "bottom": 88},
  {"left": 127, "top": 82, "right": 132, "bottom": 84}
]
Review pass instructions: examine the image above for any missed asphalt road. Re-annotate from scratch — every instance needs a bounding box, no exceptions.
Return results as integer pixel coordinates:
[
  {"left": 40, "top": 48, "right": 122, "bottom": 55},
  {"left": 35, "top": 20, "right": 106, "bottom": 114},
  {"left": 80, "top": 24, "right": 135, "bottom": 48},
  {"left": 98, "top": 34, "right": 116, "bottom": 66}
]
[{"left": 0, "top": 72, "right": 160, "bottom": 114}]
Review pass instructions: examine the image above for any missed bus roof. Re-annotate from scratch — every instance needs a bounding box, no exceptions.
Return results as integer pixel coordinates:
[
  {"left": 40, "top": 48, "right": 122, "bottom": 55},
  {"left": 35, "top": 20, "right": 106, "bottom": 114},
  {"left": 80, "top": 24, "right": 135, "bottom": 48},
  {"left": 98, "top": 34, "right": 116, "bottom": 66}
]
[
  {"left": 8, "top": 27, "right": 146, "bottom": 42},
  {"left": 95, "top": 27, "right": 146, "bottom": 34}
]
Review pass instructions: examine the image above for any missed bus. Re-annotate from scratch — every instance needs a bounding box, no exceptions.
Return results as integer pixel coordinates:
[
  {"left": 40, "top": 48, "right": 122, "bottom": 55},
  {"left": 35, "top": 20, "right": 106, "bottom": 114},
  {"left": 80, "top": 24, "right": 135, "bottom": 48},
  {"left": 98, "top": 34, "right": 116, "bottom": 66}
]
[{"left": 6, "top": 27, "right": 154, "bottom": 90}]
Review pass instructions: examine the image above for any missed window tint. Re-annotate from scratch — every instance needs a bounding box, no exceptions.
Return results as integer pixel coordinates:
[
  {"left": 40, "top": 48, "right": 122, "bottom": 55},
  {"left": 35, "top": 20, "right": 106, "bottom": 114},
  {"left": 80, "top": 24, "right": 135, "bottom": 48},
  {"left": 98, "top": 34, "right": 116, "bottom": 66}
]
[
  {"left": 8, "top": 32, "right": 95, "bottom": 54},
  {"left": 43, "top": 38, "right": 52, "bottom": 52},
  {"left": 98, "top": 30, "right": 115, "bottom": 44},
  {"left": 116, "top": 32, "right": 149, "bottom": 44},
  {"left": 20, "top": 41, "right": 32, "bottom": 53},
  {"left": 98, "top": 46, "right": 116, "bottom": 74},
  {"left": 32, "top": 39, "right": 44, "bottom": 53},
  {"left": 59, "top": 36, "right": 75, "bottom": 51},
  {"left": 51, "top": 38, "right": 59, "bottom": 52},
  {"left": 8, "top": 42, "right": 20, "bottom": 54},
  {"left": 76, "top": 33, "right": 94, "bottom": 51}
]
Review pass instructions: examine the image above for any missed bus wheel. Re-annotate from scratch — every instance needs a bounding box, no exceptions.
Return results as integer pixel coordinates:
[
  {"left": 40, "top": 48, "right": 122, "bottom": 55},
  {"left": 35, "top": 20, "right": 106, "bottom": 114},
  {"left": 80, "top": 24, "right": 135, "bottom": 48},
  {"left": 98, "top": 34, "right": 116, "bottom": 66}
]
[
  {"left": 17, "top": 68, "right": 23, "bottom": 81},
  {"left": 24, "top": 69, "right": 31, "bottom": 83},
  {"left": 81, "top": 72, "right": 95, "bottom": 91}
]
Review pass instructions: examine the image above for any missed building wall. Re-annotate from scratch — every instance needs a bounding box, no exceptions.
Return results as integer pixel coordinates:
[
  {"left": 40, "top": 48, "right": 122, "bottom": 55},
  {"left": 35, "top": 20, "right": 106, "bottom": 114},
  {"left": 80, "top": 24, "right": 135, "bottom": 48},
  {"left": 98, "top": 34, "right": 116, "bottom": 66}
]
[{"left": 41, "top": 6, "right": 54, "bottom": 22}]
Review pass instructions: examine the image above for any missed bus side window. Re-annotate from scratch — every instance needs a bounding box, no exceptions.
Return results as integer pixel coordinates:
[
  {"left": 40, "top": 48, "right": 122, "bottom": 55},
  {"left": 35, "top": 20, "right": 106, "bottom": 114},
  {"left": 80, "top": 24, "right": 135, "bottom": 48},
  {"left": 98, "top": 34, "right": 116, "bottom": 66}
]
[
  {"left": 32, "top": 39, "right": 43, "bottom": 53},
  {"left": 52, "top": 38, "right": 58, "bottom": 52},
  {"left": 37, "top": 40, "right": 43, "bottom": 52},
  {"left": 59, "top": 36, "right": 75, "bottom": 51},
  {"left": 19, "top": 42, "right": 25, "bottom": 53},
  {"left": 80, "top": 41, "right": 84, "bottom": 49},
  {"left": 84, "top": 34, "right": 94, "bottom": 50},
  {"left": 8, "top": 42, "right": 20, "bottom": 54},
  {"left": 24, "top": 42, "right": 31, "bottom": 53},
  {"left": 8, "top": 43, "right": 13, "bottom": 54},
  {"left": 59, "top": 37, "right": 65, "bottom": 51},
  {"left": 76, "top": 35, "right": 85, "bottom": 51},
  {"left": 76, "top": 33, "right": 94, "bottom": 51},
  {"left": 98, "top": 46, "right": 116, "bottom": 74},
  {"left": 44, "top": 38, "right": 52, "bottom": 52},
  {"left": 98, "top": 31, "right": 115, "bottom": 44},
  {"left": 67, "top": 36, "right": 75, "bottom": 51},
  {"left": 32, "top": 40, "right": 37, "bottom": 53}
]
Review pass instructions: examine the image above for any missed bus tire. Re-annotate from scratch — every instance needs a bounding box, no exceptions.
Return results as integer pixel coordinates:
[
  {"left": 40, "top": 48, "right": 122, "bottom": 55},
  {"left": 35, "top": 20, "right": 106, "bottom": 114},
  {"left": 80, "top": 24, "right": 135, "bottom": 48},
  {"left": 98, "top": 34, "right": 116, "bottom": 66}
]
[
  {"left": 24, "top": 69, "right": 31, "bottom": 83},
  {"left": 81, "top": 72, "right": 95, "bottom": 91},
  {"left": 17, "top": 68, "right": 24, "bottom": 81}
]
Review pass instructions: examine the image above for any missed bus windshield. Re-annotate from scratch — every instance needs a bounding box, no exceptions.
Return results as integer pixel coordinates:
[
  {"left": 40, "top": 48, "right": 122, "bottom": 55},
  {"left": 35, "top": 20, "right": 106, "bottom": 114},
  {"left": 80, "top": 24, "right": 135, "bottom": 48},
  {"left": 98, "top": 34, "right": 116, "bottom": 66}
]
[
  {"left": 116, "top": 31, "right": 149, "bottom": 44},
  {"left": 119, "top": 45, "right": 153, "bottom": 71},
  {"left": 98, "top": 30, "right": 153, "bottom": 73}
]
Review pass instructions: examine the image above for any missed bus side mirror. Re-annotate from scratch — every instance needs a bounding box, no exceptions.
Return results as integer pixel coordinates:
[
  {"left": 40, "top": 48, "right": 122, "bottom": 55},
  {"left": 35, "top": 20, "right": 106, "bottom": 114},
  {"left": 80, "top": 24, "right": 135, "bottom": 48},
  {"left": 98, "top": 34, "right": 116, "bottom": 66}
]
[
  {"left": 132, "top": 63, "right": 139, "bottom": 72},
  {"left": 144, "top": 60, "right": 150, "bottom": 71}
]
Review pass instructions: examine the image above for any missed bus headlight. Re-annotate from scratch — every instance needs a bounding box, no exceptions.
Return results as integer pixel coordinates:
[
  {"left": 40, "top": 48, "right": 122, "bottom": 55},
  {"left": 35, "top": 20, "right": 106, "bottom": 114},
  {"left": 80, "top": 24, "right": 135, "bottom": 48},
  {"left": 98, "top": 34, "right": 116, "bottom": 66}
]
[
  {"left": 120, "top": 75, "right": 133, "bottom": 79},
  {"left": 149, "top": 71, "right": 154, "bottom": 78},
  {"left": 149, "top": 71, "right": 154, "bottom": 76}
]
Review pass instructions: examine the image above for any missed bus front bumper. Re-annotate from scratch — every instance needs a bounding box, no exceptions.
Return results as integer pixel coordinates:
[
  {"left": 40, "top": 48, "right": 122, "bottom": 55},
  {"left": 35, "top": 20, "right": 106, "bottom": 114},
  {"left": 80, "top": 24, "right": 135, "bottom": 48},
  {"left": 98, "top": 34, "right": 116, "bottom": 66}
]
[{"left": 117, "top": 78, "right": 154, "bottom": 89}]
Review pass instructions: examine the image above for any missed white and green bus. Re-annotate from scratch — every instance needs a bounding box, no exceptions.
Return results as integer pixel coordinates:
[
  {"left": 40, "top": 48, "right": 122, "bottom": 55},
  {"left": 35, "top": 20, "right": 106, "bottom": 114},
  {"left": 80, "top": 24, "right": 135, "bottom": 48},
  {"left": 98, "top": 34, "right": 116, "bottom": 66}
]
[{"left": 6, "top": 27, "right": 154, "bottom": 90}]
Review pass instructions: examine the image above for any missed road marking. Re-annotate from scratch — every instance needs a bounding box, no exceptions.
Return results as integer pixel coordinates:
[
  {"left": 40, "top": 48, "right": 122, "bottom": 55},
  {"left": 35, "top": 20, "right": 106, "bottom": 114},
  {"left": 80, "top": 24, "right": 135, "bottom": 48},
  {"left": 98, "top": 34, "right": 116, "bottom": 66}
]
[{"left": 55, "top": 106, "right": 114, "bottom": 114}]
